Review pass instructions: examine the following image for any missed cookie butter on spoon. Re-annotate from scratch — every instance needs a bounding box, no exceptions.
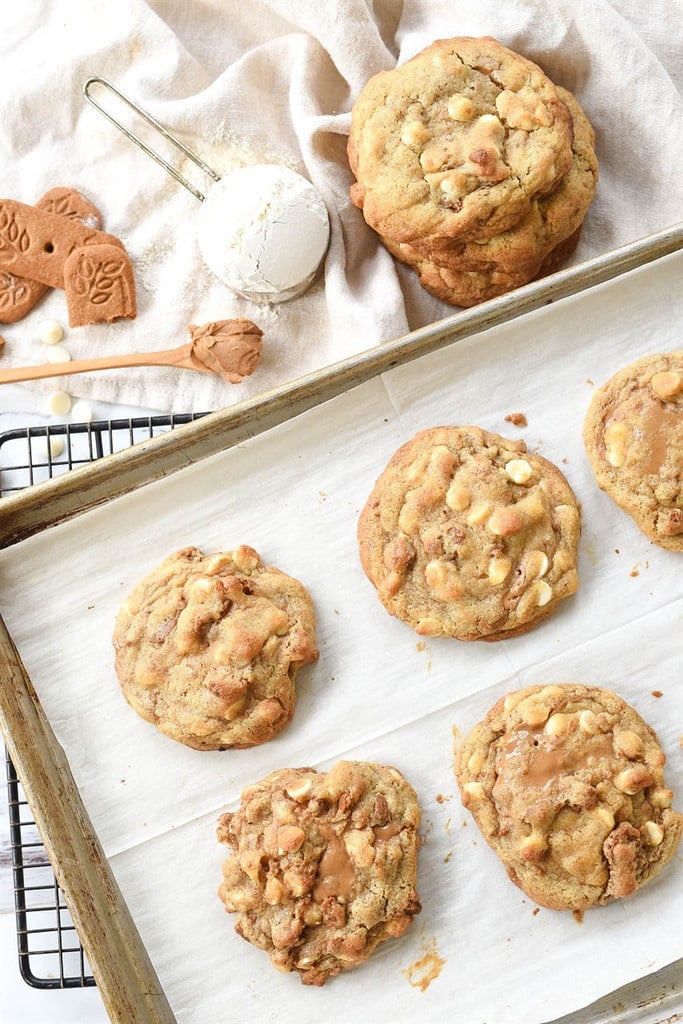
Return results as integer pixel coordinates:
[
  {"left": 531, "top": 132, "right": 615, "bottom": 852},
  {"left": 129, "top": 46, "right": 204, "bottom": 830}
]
[{"left": 188, "top": 318, "right": 263, "bottom": 383}]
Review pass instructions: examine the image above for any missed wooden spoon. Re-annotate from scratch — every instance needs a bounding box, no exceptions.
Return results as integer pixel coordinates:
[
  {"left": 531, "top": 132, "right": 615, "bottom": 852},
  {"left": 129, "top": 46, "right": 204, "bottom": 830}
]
[
  {"left": 0, "top": 319, "right": 263, "bottom": 386},
  {"left": 0, "top": 342, "right": 211, "bottom": 385}
]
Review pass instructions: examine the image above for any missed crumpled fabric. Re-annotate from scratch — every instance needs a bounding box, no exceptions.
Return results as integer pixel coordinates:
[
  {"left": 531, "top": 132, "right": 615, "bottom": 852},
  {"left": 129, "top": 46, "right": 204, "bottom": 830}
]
[{"left": 0, "top": 0, "right": 681, "bottom": 413}]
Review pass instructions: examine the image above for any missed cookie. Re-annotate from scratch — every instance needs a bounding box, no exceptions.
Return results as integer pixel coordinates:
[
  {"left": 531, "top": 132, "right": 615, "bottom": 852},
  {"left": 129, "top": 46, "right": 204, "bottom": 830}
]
[
  {"left": 65, "top": 242, "right": 137, "bottom": 327},
  {"left": 409, "top": 88, "right": 598, "bottom": 272},
  {"left": 0, "top": 187, "right": 103, "bottom": 324},
  {"left": 348, "top": 36, "right": 574, "bottom": 248},
  {"left": 455, "top": 683, "right": 682, "bottom": 910},
  {"left": 217, "top": 760, "right": 421, "bottom": 985},
  {"left": 357, "top": 426, "right": 580, "bottom": 640},
  {"left": 382, "top": 225, "right": 582, "bottom": 307},
  {"left": 112, "top": 545, "right": 318, "bottom": 750},
  {"left": 583, "top": 351, "right": 683, "bottom": 550}
]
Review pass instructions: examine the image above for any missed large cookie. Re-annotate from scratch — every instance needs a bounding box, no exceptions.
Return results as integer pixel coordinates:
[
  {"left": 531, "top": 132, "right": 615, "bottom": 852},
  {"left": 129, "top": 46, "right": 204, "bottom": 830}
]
[
  {"left": 357, "top": 426, "right": 580, "bottom": 640},
  {"left": 583, "top": 351, "right": 683, "bottom": 550},
  {"left": 379, "top": 88, "right": 596, "bottom": 306},
  {"left": 348, "top": 36, "right": 574, "bottom": 248},
  {"left": 112, "top": 545, "right": 318, "bottom": 750},
  {"left": 217, "top": 760, "right": 422, "bottom": 985},
  {"left": 455, "top": 683, "right": 682, "bottom": 910},
  {"left": 408, "top": 88, "right": 598, "bottom": 271}
]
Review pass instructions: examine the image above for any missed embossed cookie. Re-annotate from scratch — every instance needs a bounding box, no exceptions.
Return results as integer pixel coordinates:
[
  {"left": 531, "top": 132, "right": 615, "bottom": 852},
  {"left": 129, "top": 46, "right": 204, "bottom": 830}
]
[
  {"left": 357, "top": 426, "right": 580, "bottom": 640},
  {"left": 456, "top": 683, "right": 683, "bottom": 910},
  {"left": 0, "top": 187, "right": 103, "bottom": 324},
  {"left": 217, "top": 760, "right": 422, "bottom": 985},
  {"left": 348, "top": 36, "right": 574, "bottom": 248},
  {"left": 112, "top": 545, "right": 318, "bottom": 750},
  {"left": 583, "top": 351, "right": 683, "bottom": 550}
]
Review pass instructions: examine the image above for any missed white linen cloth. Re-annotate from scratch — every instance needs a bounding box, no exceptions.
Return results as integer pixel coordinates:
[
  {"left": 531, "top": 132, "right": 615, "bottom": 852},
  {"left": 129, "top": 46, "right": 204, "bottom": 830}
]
[{"left": 0, "top": 0, "right": 681, "bottom": 413}]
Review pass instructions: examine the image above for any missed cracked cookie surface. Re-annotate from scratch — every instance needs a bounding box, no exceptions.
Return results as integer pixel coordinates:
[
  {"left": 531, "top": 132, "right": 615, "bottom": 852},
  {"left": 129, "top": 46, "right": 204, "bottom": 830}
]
[
  {"left": 357, "top": 426, "right": 580, "bottom": 640},
  {"left": 217, "top": 760, "right": 421, "bottom": 985},
  {"left": 583, "top": 351, "right": 683, "bottom": 551},
  {"left": 112, "top": 545, "right": 318, "bottom": 750},
  {"left": 348, "top": 36, "right": 574, "bottom": 248},
  {"left": 455, "top": 684, "right": 682, "bottom": 910}
]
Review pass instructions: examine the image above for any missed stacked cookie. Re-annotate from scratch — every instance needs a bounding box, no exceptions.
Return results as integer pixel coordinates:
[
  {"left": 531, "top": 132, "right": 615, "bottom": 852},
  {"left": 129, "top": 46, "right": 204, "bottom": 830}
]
[{"left": 348, "top": 36, "right": 598, "bottom": 306}]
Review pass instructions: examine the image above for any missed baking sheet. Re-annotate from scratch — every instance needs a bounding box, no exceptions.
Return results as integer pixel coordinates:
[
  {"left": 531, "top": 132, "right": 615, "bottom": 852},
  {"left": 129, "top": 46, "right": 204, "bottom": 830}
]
[{"left": 0, "top": 250, "right": 682, "bottom": 1024}]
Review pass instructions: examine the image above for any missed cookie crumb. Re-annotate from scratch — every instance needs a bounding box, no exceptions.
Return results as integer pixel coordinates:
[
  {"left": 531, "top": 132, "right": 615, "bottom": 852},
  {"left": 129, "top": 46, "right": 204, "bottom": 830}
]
[
  {"left": 402, "top": 937, "right": 445, "bottom": 992},
  {"left": 532, "top": 907, "right": 540, "bottom": 916},
  {"left": 435, "top": 793, "right": 452, "bottom": 804},
  {"left": 504, "top": 412, "right": 527, "bottom": 427},
  {"left": 572, "top": 909, "right": 584, "bottom": 924},
  {"left": 651, "top": 690, "right": 663, "bottom": 698},
  {"left": 443, "top": 850, "right": 453, "bottom": 863},
  {"left": 630, "top": 566, "right": 640, "bottom": 577}
]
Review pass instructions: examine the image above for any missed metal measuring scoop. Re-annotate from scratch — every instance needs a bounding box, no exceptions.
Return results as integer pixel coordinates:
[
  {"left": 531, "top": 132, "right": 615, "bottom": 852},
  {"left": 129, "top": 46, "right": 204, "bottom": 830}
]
[{"left": 83, "top": 78, "right": 330, "bottom": 303}]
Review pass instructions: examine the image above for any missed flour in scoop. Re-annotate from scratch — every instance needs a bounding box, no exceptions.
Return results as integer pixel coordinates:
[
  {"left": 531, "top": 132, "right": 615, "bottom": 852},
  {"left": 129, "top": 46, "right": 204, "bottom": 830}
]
[{"left": 197, "top": 165, "right": 330, "bottom": 303}]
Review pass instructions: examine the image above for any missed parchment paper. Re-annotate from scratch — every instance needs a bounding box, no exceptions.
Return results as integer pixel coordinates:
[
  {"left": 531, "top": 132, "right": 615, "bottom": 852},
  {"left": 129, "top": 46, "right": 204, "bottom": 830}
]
[{"left": 0, "top": 251, "right": 682, "bottom": 1024}]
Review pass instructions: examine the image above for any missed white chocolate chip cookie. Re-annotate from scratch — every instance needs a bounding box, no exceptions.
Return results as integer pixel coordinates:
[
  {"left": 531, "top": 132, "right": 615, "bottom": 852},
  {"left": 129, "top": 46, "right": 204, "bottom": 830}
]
[
  {"left": 583, "top": 351, "right": 683, "bottom": 551},
  {"left": 348, "top": 36, "right": 574, "bottom": 249},
  {"left": 357, "top": 426, "right": 580, "bottom": 640},
  {"left": 217, "top": 760, "right": 421, "bottom": 985},
  {"left": 455, "top": 683, "right": 682, "bottom": 910},
  {"left": 112, "top": 545, "right": 318, "bottom": 749}
]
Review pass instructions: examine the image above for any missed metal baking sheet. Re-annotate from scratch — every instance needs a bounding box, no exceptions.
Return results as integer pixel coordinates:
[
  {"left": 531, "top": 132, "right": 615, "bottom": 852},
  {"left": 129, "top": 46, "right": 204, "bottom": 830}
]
[{"left": 0, "top": 229, "right": 682, "bottom": 1024}]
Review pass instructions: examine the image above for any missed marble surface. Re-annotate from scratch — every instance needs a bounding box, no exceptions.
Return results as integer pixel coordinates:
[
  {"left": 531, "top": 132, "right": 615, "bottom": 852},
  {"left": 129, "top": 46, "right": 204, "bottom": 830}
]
[{"left": 0, "top": 381, "right": 159, "bottom": 1023}]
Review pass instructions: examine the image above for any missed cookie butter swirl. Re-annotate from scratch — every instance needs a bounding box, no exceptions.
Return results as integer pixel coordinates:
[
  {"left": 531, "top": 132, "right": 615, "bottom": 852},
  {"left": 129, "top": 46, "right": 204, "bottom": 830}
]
[
  {"left": 217, "top": 761, "right": 421, "bottom": 986},
  {"left": 456, "top": 683, "right": 683, "bottom": 911},
  {"left": 583, "top": 350, "right": 683, "bottom": 550},
  {"left": 188, "top": 318, "right": 263, "bottom": 384}
]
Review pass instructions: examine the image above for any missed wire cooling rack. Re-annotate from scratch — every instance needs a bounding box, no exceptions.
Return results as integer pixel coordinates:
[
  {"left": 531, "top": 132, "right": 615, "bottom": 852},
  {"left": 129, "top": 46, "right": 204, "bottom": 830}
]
[{"left": 1, "top": 414, "right": 201, "bottom": 987}]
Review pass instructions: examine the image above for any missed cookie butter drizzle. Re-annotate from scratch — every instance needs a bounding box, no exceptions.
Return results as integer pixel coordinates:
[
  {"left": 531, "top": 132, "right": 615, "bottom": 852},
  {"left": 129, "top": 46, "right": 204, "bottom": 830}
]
[{"left": 502, "top": 724, "right": 614, "bottom": 788}]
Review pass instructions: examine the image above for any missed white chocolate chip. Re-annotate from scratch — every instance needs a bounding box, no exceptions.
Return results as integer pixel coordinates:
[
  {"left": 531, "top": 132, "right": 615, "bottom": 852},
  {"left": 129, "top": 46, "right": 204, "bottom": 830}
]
[
  {"left": 519, "top": 833, "right": 547, "bottom": 860},
  {"left": 445, "top": 481, "right": 471, "bottom": 511},
  {"left": 595, "top": 806, "right": 615, "bottom": 830},
  {"left": 40, "top": 435, "right": 65, "bottom": 458},
  {"left": 505, "top": 458, "right": 533, "bottom": 484},
  {"left": 642, "top": 821, "right": 664, "bottom": 846},
  {"left": 285, "top": 778, "right": 313, "bottom": 801},
  {"left": 650, "top": 370, "right": 682, "bottom": 400},
  {"left": 45, "top": 345, "right": 71, "bottom": 364},
  {"left": 613, "top": 729, "right": 644, "bottom": 760},
  {"left": 535, "top": 580, "right": 553, "bottom": 607},
  {"left": 415, "top": 617, "right": 442, "bottom": 636},
  {"left": 71, "top": 400, "right": 93, "bottom": 423},
  {"left": 578, "top": 709, "right": 600, "bottom": 735},
  {"left": 650, "top": 787, "right": 673, "bottom": 809},
  {"left": 517, "top": 698, "right": 550, "bottom": 728},
  {"left": 232, "top": 545, "right": 260, "bottom": 571},
  {"left": 447, "top": 95, "right": 475, "bottom": 121},
  {"left": 467, "top": 500, "right": 493, "bottom": 525},
  {"left": 525, "top": 550, "right": 549, "bottom": 578},
  {"left": 488, "top": 556, "right": 512, "bottom": 585},
  {"left": 37, "top": 319, "right": 64, "bottom": 345},
  {"left": 487, "top": 506, "right": 523, "bottom": 537},
  {"left": 47, "top": 391, "right": 72, "bottom": 416},
  {"left": 462, "top": 781, "right": 485, "bottom": 800},
  {"left": 615, "top": 767, "right": 652, "bottom": 795},
  {"left": 401, "top": 120, "right": 431, "bottom": 147},
  {"left": 467, "top": 748, "right": 487, "bottom": 776},
  {"left": 604, "top": 421, "right": 629, "bottom": 468},
  {"left": 544, "top": 712, "right": 573, "bottom": 736}
]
